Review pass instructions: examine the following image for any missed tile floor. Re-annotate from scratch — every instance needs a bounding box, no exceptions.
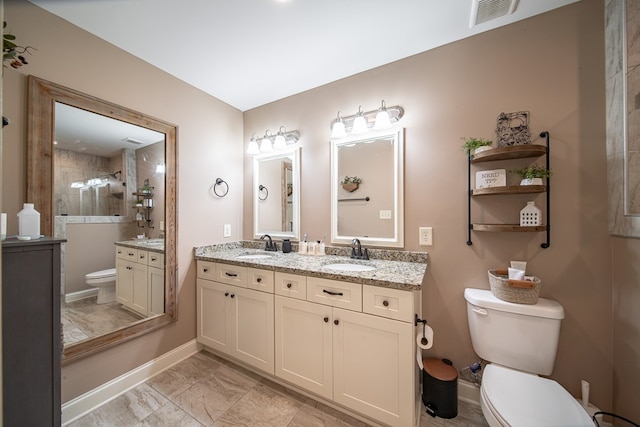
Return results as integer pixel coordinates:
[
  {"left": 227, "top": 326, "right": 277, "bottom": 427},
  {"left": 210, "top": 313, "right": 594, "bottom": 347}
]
[{"left": 68, "top": 350, "right": 489, "bottom": 427}]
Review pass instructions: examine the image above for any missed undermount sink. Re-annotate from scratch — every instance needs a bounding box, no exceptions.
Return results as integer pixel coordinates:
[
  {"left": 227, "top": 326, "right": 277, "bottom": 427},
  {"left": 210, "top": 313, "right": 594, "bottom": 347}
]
[
  {"left": 323, "top": 263, "right": 376, "bottom": 272},
  {"left": 236, "top": 254, "right": 273, "bottom": 260}
]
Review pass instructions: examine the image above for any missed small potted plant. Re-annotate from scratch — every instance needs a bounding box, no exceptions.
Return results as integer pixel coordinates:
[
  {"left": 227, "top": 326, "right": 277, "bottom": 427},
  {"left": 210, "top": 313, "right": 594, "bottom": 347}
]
[
  {"left": 341, "top": 175, "right": 362, "bottom": 192},
  {"left": 510, "top": 164, "right": 552, "bottom": 185},
  {"left": 461, "top": 137, "right": 493, "bottom": 156}
]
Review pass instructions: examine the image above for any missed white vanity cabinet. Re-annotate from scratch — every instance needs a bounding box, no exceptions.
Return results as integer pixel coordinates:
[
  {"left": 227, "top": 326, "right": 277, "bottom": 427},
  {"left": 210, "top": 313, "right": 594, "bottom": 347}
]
[
  {"left": 116, "top": 245, "right": 165, "bottom": 317},
  {"left": 274, "top": 275, "right": 419, "bottom": 427},
  {"left": 197, "top": 261, "right": 275, "bottom": 374}
]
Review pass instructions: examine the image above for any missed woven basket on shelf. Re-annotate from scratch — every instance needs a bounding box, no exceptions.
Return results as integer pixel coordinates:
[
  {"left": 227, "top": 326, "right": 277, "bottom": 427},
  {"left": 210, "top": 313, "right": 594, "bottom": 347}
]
[{"left": 488, "top": 269, "right": 541, "bottom": 305}]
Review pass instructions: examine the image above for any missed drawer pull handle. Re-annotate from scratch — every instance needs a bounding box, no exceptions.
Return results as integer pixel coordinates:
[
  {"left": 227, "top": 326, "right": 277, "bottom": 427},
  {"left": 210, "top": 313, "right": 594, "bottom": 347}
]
[
  {"left": 203, "top": 268, "right": 209, "bottom": 272},
  {"left": 383, "top": 300, "right": 389, "bottom": 307},
  {"left": 334, "top": 319, "right": 340, "bottom": 325},
  {"left": 225, "top": 292, "right": 229, "bottom": 297},
  {"left": 126, "top": 266, "right": 132, "bottom": 270},
  {"left": 151, "top": 257, "right": 157, "bottom": 261},
  {"left": 257, "top": 277, "right": 262, "bottom": 283},
  {"left": 230, "top": 294, "right": 235, "bottom": 298},
  {"left": 323, "top": 289, "right": 343, "bottom": 296},
  {"left": 128, "top": 252, "right": 135, "bottom": 256},
  {"left": 286, "top": 283, "right": 292, "bottom": 289},
  {"left": 324, "top": 316, "right": 329, "bottom": 323},
  {"left": 225, "top": 272, "right": 238, "bottom": 277}
]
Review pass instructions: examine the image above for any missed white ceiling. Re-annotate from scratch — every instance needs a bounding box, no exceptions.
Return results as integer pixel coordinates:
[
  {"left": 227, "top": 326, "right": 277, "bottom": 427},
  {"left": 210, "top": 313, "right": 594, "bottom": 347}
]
[{"left": 30, "top": 0, "right": 579, "bottom": 112}]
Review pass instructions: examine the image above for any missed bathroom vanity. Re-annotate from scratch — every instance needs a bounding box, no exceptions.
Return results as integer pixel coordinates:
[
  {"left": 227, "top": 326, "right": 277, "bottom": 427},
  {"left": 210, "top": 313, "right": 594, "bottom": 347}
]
[
  {"left": 194, "top": 242, "right": 427, "bottom": 427},
  {"left": 115, "top": 240, "right": 165, "bottom": 317}
]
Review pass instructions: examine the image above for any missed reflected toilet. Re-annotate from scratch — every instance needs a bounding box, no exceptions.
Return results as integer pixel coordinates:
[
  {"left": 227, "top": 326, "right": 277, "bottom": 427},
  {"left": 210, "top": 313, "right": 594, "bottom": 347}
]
[{"left": 86, "top": 268, "right": 117, "bottom": 304}]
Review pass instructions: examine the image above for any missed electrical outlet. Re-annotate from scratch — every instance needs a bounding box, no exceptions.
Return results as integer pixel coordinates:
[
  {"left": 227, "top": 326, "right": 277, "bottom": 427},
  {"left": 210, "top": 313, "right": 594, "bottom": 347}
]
[
  {"left": 379, "top": 209, "right": 392, "bottom": 219},
  {"left": 419, "top": 227, "right": 433, "bottom": 246},
  {"left": 223, "top": 224, "right": 231, "bottom": 238}
]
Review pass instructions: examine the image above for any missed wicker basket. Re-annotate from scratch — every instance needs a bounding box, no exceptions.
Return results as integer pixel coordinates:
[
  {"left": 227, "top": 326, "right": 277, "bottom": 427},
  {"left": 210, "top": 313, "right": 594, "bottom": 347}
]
[{"left": 488, "top": 269, "right": 541, "bottom": 305}]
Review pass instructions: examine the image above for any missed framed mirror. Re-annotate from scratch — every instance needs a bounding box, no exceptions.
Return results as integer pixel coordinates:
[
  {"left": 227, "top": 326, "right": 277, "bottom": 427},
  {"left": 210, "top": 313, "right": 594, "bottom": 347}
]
[
  {"left": 27, "top": 76, "right": 177, "bottom": 362},
  {"left": 330, "top": 128, "right": 404, "bottom": 247},
  {"left": 253, "top": 147, "right": 300, "bottom": 240}
]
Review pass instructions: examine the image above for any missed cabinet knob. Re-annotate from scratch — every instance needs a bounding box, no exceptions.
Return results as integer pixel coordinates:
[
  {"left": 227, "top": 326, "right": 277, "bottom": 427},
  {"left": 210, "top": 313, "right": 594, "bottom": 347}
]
[
  {"left": 257, "top": 277, "right": 262, "bottom": 283},
  {"left": 151, "top": 257, "right": 157, "bottom": 261},
  {"left": 383, "top": 300, "right": 389, "bottom": 307},
  {"left": 203, "top": 268, "right": 209, "bottom": 272},
  {"left": 286, "top": 283, "right": 292, "bottom": 289},
  {"left": 230, "top": 294, "right": 235, "bottom": 298},
  {"left": 324, "top": 316, "right": 329, "bottom": 323},
  {"left": 334, "top": 319, "right": 339, "bottom": 326},
  {"left": 224, "top": 292, "right": 229, "bottom": 297}
]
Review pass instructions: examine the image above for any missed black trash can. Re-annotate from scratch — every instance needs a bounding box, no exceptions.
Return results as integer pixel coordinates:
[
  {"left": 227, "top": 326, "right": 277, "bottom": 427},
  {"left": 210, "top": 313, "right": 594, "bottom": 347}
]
[{"left": 422, "top": 358, "right": 458, "bottom": 418}]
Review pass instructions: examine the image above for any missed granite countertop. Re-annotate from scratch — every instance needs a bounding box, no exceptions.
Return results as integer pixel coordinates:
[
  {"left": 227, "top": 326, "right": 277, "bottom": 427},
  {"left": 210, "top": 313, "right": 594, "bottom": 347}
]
[
  {"left": 194, "top": 241, "right": 427, "bottom": 291},
  {"left": 116, "top": 238, "right": 165, "bottom": 254}
]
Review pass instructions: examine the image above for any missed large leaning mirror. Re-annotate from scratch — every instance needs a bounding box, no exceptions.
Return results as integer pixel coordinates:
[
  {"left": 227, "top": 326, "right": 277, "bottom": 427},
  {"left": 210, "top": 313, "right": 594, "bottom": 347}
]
[
  {"left": 27, "top": 76, "right": 177, "bottom": 362},
  {"left": 330, "top": 128, "right": 404, "bottom": 247},
  {"left": 253, "top": 146, "right": 300, "bottom": 240}
]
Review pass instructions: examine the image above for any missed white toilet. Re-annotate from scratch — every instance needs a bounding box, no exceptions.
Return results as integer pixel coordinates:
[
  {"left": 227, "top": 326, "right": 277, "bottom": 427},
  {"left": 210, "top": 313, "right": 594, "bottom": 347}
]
[
  {"left": 85, "top": 268, "right": 117, "bottom": 304},
  {"left": 464, "top": 288, "right": 594, "bottom": 427}
]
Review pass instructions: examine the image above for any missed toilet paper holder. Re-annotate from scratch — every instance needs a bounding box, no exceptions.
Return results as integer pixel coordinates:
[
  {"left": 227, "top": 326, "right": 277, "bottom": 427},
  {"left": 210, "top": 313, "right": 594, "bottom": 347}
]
[{"left": 415, "top": 315, "right": 429, "bottom": 346}]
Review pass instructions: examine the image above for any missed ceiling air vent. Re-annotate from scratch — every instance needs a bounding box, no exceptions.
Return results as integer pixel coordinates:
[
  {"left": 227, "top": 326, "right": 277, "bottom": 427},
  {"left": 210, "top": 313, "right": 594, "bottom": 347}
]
[{"left": 470, "top": 0, "right": 519, "bottom": 27}]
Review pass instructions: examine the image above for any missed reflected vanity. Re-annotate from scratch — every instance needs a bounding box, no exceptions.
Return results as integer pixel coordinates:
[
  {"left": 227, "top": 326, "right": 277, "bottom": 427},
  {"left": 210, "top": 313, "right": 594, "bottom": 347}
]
[
  {"left": 253, "top": 147, "right": 300, "bottom": 240},
  {"left": 27, "top": 76, "right": 177, "bottom": 362},
  {"left": 330, "top": 128, "right": 404, "bottom": 247}
]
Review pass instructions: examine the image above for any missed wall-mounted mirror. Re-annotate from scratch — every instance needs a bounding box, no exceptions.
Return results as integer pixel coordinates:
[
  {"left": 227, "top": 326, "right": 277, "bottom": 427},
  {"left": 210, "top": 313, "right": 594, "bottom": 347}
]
[
  {"left": 27, "top": 76, "right": 177, "bottom": 362},
  {"left": 330, "top": 128, "right": 404, "bottom": 247},
  {"left": 253, "top": 147, "right": 300, "bottom": 240}
]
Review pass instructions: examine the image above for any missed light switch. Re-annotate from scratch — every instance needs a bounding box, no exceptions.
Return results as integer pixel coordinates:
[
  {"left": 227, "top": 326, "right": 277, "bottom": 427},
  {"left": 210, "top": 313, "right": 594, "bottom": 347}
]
[
  {"left": 223, "top": 224, "right": 231, "bottom": 238},
  {"left": 379, "top": 210, "right": 392, "bottom": 219}
]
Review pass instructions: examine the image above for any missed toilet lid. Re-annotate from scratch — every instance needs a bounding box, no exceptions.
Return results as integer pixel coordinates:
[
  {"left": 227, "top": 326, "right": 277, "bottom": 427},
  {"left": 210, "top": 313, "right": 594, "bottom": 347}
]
[
  {"left": 482, "top": 364, "right": 593, "bottom": 427},
  {"left": 85, "top": 268, "right": 116, "bottom": 280}
]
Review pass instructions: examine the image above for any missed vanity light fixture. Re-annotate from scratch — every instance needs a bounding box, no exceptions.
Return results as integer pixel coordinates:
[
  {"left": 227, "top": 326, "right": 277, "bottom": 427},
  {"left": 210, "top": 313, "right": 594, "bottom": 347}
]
[
  {"left": 155, "top": 162, "right": 166, "bottom": 173},
  {"left": 247, "top": 127, "right": 301, "bottom": 154},
  {"left": 330, "top": 100, "right": 404, "bottom": 138}
]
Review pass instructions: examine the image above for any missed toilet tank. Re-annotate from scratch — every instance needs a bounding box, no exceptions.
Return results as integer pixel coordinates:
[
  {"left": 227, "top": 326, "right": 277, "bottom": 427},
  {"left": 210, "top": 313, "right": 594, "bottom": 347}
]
[{"left": 464, "top": 288, "right": 565, "bottom": 376}]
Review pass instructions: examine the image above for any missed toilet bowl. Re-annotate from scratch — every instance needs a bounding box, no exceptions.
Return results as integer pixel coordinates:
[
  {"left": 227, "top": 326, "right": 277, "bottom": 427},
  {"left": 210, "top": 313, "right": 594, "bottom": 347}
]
[
  {"left": 464, "top": 288, "right": 594, "bottom": 427},
  {"left": 85, "top": 268, "right": 116, "bottom": 304}
]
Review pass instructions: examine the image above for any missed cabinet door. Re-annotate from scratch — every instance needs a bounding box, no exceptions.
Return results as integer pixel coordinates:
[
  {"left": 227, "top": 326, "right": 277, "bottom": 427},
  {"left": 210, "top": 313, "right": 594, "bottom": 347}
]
[
  {"left": 333, "top": 308, "right": 413, "bottom": 427},
  {"left": 275, "top": 296, "right": 332, "bottom": 399},
  {"left": 148, "top": 266, "right": 165, "bottom": 316},
  {"left": 233, "top": 287, "right": 274, "bottom": 374},
  {"left": 116, "top": 258, "right": 134, "bottom": 306},
  {"left": 131, "top": 262, "right": 149, "bottom": 316},
  {"left": 197, "top": 279, "right": 233, "bottom": 353}
]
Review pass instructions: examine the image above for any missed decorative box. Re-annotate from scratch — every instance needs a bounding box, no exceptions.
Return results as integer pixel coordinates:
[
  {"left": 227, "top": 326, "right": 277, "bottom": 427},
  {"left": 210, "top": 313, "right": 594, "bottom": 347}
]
[{"left": 520, "top": 201, "right": 541, "bottom": 226}]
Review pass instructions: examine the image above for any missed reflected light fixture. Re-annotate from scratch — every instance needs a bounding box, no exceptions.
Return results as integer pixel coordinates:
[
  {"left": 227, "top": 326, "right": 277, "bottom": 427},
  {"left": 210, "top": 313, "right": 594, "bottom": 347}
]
[
  {"left": 329, "top": 100, "right": 404, "bottom": 138},
  {"left": 155, "top": 163, "right": 166, "bottom": 173},
  {"left": 247, "top": 127, "right": 301, "bottom": 154}
]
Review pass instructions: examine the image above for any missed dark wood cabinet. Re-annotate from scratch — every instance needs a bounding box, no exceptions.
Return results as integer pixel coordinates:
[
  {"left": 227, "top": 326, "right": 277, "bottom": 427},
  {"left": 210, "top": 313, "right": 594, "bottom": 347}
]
[{"left": 2, "top": 237, "right": 64, "bottom": 426}]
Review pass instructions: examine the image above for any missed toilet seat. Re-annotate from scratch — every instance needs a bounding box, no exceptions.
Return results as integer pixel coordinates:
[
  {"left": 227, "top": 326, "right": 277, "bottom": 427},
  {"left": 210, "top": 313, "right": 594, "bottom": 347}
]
[
  {"left": 85, "top": 268, "right": 116, "bottom": 284},
  {"left": 481, "top": 364, "right": 593, "bottom": 427}
]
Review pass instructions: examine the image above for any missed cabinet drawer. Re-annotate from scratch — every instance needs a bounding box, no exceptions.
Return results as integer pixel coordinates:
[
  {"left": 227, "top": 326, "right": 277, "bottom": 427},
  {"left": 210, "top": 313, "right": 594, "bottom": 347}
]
[
  {"left": 148, "top": 252, "right": 164, "bottom": 268},
  {"left": 248, "top": 268, "right": 274, "bottom": 293},
  {"left": 215, "top": 263, "right": 247, "bottom": 287},
  {"left": 136, "top": 249, "right": 148, "bottom": 265},
  {"left": 275, "top": 272, "right": 307, "bottom": 300},
  {"left": 306, "top": 278, "right": 362, "bottom": 312},
  {"left": 362, "top": 285, "right": 414, "bottom": 322},
  {"left": 116, "top": 245, "right": 137, "bottom": 261},
  {"left": 197, "top": 260, "right": 217, "bottom": 281}
]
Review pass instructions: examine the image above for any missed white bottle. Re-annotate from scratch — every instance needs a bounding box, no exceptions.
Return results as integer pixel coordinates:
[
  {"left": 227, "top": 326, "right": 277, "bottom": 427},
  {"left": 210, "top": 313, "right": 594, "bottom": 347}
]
[{"left": 17, "top": 203, "right": 40, "bottom": 239}]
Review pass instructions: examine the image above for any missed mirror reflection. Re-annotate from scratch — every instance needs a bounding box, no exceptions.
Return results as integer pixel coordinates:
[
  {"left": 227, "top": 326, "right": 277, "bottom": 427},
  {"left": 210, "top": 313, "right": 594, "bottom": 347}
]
[
  {"left": 331, "top": 129, "right": 404, "bottom": 247},
  {"left": 27, "top": 75, "right": 177, "bottom": 362},
  {"left": 54, "top": 103, "right": 166, "bottom": 347},
  {"left": 253, "top": 147, "right": 300, "bottom": 240}
]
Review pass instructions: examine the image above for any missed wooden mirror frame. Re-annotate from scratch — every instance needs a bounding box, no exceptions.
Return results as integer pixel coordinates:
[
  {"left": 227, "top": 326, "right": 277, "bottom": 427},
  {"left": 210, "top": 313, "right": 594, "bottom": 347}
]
[{"left": 27, "top": 75, "right": 178, "bottom": 363}]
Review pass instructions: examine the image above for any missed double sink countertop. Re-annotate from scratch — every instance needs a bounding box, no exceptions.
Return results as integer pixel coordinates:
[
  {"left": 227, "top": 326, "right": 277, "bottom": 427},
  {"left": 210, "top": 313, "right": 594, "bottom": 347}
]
[
  {"left": 115, "top": 238, "right": 165, "bottom": 254},
  {"left": 194, "top": 241, "right": 428, "bottom": 291}
]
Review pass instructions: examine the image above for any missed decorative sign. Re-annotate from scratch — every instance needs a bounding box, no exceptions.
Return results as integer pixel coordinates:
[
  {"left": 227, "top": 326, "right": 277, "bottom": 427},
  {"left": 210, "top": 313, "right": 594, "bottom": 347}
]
[
  {"left": 496, "top": 111, "right": 531, "bottom": 147},
  {"left": 476, "top": 169, "right": 506, "bottom": 189}
]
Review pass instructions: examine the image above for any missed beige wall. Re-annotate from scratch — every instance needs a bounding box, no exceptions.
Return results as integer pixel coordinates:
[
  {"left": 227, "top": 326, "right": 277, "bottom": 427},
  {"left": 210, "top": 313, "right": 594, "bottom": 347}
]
[
  {"left": 3, "top": 0, "right": 244, "bottom": 402},
  {"left": 244, "top": 0, "right": 618, "bottom": 413}
]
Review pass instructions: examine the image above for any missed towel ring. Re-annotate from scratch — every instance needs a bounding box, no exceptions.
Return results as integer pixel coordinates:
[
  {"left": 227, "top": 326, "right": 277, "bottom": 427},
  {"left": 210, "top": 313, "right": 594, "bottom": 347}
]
[
  {"left": 210, "top": 178, "right": 229, "bottom": 198},
  {"left": 258, "top": 185, "right": 269, "bottom": 201}
]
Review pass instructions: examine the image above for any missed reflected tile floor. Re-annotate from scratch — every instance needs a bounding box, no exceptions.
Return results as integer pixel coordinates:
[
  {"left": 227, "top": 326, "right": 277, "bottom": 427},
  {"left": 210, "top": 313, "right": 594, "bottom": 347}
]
[
  {"left": 69, "top": 350, "right": 489, "bottom": 427},
  {"left": 61, "top": 297, "right": 143, "bottom": 346}
]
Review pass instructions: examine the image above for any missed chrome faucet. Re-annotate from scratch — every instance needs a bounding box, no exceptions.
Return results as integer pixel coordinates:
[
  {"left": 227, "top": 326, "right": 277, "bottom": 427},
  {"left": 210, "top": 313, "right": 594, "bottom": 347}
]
[
  {"left": 260, "top": 234, "right": 278, "bottom": 251},
  {"left": 350, "top": 238, "right": 369, "bottom": 260}
]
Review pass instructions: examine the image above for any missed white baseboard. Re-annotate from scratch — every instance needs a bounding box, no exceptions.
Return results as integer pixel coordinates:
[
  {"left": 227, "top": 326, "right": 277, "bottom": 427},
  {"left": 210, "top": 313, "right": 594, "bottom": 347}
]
[
  {"left": 61, "top": 339, "right": 199, "bottom": 426},
  {"left": 65, "top": 288, "right": 98, "bottom": 303},
  {"left": 458, "top": 378, "right": 481, "bottom": 405}
]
